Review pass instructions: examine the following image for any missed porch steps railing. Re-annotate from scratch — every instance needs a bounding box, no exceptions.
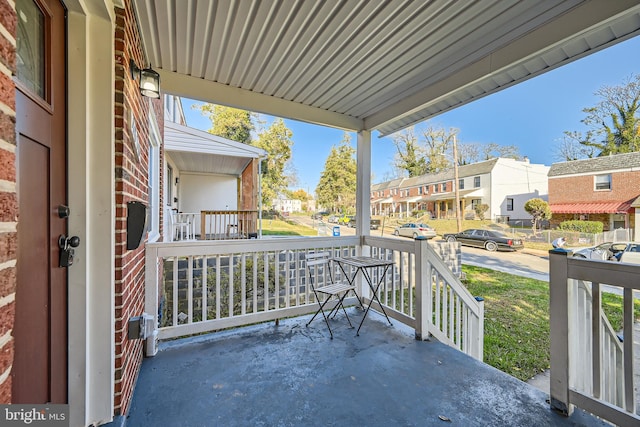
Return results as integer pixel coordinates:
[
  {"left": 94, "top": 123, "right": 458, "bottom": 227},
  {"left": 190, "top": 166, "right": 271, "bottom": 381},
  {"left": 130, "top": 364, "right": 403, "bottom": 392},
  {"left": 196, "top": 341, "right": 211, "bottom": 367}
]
[
  {"left": 198, "top": 210, "right": 258, "bottom": 240},
  {"left": 145, "top": 236, "right": 483, "bottom": 361}
]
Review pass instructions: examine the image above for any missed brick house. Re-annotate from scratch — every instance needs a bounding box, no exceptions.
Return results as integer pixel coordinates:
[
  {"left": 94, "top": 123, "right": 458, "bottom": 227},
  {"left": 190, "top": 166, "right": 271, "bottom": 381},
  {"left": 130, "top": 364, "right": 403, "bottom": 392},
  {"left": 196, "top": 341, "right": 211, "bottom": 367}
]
[
  {"left": 372, "top": 158, "right": 549, "bottom": 223},
  {"left": 0, "top": 1, "right": 637, "bottom": 426},
  {"left": 1, "top": 1, "right": 162, "bottom": 424},
  {"left": 548, "top": 152, "right": 640, "bottom": 239}
]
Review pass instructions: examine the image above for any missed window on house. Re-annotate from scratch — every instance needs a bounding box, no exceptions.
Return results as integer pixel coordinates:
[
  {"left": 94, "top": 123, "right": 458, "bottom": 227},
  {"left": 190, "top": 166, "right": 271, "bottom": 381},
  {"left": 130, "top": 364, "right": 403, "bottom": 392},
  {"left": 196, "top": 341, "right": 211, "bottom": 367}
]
[
  {"left": 474, "top": 176, "right": 481, "bottom": 188},
  {"left": 433, "top": 184, "right": 438, "bottom": 193},
  {"left": 507, "top": 198, "right": 514, "bottom": 211},
  {"left": 418, "top": 186, "right": 423, "bottom": 195},
  {"left": 167, "top": 164, "right": 173, "bottom": 205},
  {"left": 441, "top": 183, "right": 446, "bottom": 192},
  {"left": 147, "top": 112, "right": 161, "bottom": 241},
  {"left": 471, "top": 199, "right": 481, "bottom": 209},
  {"left": 459, "top": 179, "right": 464, "bottom": 190},
  {"left": 594, "top": 174, "right": 611, "bottom": 190}
]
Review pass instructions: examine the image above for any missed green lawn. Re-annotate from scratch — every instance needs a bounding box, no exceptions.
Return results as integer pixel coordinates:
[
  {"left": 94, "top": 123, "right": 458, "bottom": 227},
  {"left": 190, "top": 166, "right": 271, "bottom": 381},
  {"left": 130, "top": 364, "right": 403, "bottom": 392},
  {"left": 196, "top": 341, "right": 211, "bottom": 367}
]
[
  {"left": 462, "top": 265, "right": 640, "bottom": 381},
  {"left": 260, "top": 218, "right": 317, "bottom": 236}
]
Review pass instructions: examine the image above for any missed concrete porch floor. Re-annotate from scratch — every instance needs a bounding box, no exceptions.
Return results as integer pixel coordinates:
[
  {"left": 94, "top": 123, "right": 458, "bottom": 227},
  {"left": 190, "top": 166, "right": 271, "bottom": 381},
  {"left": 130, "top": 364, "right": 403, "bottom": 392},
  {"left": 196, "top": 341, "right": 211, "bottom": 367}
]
[{"left": 126, "top": 309, "right": 609, "bottom": 427}]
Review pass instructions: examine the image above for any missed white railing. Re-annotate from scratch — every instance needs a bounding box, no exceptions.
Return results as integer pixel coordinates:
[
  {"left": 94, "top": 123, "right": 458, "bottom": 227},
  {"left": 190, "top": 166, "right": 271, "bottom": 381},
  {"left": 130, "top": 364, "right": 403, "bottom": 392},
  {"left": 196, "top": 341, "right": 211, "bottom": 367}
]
[
  {"left": 362, "top": 236, "right": 483, "bottom": 359},
  {"left": 198, "top": 210, "right": 259, "bottom": 239},
  {"left": 145, "top": 236, "right": 484, "bottom": 360},
  {"left": 549, "top": 250, "right": 639, "bottom": 426}
]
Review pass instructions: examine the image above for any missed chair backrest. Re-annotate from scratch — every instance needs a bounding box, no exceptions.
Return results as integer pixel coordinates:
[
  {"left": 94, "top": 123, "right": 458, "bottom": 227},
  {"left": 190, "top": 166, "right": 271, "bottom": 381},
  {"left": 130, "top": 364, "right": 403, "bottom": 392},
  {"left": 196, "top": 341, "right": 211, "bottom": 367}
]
[
  {"left": 306, "top": 252, "right": 333, "bottom": 290},
  {"left": 165, "top": 207, "right": 175, "bottom": 227}
]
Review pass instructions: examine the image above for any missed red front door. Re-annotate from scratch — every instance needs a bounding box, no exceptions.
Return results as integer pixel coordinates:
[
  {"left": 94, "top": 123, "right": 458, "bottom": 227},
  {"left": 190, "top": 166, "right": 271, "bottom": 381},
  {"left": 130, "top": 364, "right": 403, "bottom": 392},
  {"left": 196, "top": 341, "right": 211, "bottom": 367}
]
[{"left": 13, "top": 0, "right": 67, "bottom": 403}]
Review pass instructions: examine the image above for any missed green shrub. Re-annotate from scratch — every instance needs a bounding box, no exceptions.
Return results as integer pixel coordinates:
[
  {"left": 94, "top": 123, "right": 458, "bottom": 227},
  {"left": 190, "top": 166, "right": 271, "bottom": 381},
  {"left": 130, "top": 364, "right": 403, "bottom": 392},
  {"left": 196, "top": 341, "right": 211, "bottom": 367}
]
[{"left": 558, "top": 220, "right": 603, "bottom": 234}]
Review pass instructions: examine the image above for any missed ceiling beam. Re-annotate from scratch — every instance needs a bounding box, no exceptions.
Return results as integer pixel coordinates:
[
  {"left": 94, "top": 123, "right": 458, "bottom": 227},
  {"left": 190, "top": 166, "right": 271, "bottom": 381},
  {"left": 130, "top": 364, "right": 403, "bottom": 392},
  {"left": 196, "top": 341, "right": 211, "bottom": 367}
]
[
  {"left": 158, "top": 69, "right": 364, "bottom": 131},
  {"left": 364, "top": 0, "right": 640, "bottom": 133}
]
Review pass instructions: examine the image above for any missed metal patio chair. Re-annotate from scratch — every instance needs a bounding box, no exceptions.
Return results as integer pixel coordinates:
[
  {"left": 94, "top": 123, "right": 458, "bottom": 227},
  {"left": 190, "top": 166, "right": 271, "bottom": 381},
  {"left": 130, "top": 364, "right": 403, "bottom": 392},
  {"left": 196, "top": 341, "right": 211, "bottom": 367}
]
[{"left": 305, "top": 251, "right": 356, "bottom": 338}]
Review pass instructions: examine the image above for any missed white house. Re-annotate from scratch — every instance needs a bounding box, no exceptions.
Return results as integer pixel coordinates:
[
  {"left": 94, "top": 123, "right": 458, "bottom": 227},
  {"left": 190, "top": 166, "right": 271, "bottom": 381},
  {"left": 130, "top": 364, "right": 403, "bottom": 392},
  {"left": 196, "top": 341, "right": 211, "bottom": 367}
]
[{"left": 372, "top": 158, "right": 549, "bottom": 223}]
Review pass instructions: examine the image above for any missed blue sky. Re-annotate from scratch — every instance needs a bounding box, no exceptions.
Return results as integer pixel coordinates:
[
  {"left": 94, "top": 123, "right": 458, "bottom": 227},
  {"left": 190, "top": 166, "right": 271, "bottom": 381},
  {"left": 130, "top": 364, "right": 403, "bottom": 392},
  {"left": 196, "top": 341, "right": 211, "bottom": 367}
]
[{"left": 182, "top": 36, "right": 640, "bottom": 194}]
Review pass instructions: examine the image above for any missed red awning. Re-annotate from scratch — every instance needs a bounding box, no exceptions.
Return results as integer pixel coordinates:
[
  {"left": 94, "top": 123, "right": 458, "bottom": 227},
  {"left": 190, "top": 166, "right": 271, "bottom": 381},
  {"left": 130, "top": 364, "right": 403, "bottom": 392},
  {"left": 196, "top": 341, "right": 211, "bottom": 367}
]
[{"left": 550, "top": 201, "right": 633, "bottom": 214}]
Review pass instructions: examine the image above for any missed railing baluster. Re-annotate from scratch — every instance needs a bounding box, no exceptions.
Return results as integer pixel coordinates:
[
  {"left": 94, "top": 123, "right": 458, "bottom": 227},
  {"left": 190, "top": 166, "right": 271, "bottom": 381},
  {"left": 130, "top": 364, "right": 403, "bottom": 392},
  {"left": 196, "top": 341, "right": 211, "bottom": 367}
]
[
  {"left": 591, "top": 282, "right": 601, "bottom": 399},
  {"left": 228, "top": 254, "right": 234, "bottom": 316},
  {"left": 622, "top": 287, "right": 634, "bottom": 412},
  {"left": 241, "top": 254, "right": 246, "bottom": 315},
  {"left": 172, "top": 257, "right": 178, "bottom": 326},
  {"left": 187, "top": 256, "right": 193, "bottom": 323},
  {"left": 252, "top": 252, "right": 258, "bottom": 313}
]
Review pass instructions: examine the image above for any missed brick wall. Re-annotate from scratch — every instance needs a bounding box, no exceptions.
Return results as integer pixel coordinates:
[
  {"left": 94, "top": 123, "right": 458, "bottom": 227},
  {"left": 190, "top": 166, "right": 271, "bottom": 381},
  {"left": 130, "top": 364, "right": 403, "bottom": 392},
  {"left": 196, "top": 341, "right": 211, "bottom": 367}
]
[
  {"left": 240, "top": 159, "right": 258, "bottom": 210},
  {"left": 0, "top": 0, "right": 16, "bottom": 403},
  {"left": 549, "top": 172, "right": 640, "bottom": 204},
  {"left": 113, "top": 3, "right": 163, "bottom": 416}
]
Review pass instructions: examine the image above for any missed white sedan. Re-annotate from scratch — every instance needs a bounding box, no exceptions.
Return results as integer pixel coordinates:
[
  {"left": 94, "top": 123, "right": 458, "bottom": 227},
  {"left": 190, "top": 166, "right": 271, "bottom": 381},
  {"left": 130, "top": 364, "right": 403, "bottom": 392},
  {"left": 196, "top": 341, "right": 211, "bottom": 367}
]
[{"left": 393, "top": 223, "right": 437, "bottom": 239}]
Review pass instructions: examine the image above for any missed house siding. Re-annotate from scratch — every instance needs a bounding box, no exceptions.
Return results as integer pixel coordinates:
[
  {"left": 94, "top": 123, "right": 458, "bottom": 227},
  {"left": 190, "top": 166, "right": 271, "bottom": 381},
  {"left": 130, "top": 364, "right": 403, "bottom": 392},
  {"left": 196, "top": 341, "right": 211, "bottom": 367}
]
[
  {"left": 113, "top": 3, "right": 164, "bottom": 416},
  {"left": 490, "top": 159, "right": 549, "bottom": 220},
  {"left": 0, "top": 0, "right": 15, "bottom": 403}
]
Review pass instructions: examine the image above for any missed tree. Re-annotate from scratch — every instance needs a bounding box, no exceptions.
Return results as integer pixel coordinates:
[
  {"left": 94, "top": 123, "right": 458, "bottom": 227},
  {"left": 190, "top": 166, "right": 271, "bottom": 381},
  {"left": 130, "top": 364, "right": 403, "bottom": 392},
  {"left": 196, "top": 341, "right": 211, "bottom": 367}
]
[
  {"left": 474, "top": 203, "right": 489, "bottom": 220},
  {"left": 291, "top": 189, "right": 310, "bottom": 201},
  {"left": 252, "top": 119, "right": 294, "bottom": 207},
  {"left": 420, "top": 126, "right": 455, "bottom": 173},
  {"left": 391, "top": 127, "right": 427, "bottom": 177},
  {"left": 291, "top": 189, "right": 311, "bottom": 211},
  {"left": 554, "top": 133, "right": 597, "bottom": 161},
  {"left": 316, "top": 134, "right": 357, "bottom": 213},
  {"left": 391, "top": 124, "right": 522, "bottom": 173},
  {"left": 524, "top": 198, "right": 551, "bottom": 234},
  {"left": 480, "top": 143, "right": 521, "bottom": 160},
  {"left": 196, "top": 104, "right": 254, "bottom": 144},
  {"left": 562, "top": 74, "right": 640, "bottom": 158}
]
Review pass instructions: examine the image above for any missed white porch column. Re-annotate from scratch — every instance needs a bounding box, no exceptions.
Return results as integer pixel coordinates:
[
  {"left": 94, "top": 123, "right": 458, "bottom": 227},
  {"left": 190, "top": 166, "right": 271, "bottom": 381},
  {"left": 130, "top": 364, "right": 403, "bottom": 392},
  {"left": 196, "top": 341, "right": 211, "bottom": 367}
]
[
  {"left": 355, "top": 130, "right": 372, "bottom": 239},
  {"left": 355, "top": 130, "right": 371, "bottom": 301},
  {"left": 67, "top": 2, "right": 117, "bottom": 426}
]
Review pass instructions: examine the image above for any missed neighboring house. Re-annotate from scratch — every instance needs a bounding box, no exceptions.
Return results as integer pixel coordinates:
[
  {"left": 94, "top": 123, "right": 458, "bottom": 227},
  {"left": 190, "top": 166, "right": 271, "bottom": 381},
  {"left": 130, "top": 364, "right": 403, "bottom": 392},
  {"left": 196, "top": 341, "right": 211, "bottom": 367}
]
[
  {"left": 164, "top": 116, "right": 266, "bottom": 239},
  {"left": 372, "top": 158, "right": 549, "bottom": 223},
  {"left": 548, "top": 152, "right": 640, "bottom": 239},
  {"left": 272, "top": 198, "right": 302, "bottom": 213}
]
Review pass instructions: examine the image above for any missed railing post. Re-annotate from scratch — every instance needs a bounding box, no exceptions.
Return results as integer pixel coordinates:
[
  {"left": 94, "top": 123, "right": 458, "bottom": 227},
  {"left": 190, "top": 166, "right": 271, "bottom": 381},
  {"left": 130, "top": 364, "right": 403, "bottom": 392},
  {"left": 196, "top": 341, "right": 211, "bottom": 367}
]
[
  {"left": 473, "top": 296, "right": 484, "bottom": 361},
  {"left": 357, "top": 236, "right": 370, "bottom": 302},
  {"left": 549, "top": 249, "right": 573, "bottom": 416},
  {"left": 144, "top": 244, "right": 159, "bottom": 357},
  {"left": 414, "top": 238, "right": 430, "bottom": 340}
]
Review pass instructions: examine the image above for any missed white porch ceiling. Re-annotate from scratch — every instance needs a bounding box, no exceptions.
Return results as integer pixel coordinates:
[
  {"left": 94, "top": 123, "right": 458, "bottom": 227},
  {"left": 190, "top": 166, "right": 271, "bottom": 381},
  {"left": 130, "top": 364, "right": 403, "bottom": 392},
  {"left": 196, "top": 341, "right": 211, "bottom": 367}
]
[
  {"left": 134, "top": 0, "right": 640, "bottom": 136},
  {"left": 165, "top": 121, "right": 265, "bottom": 175}
]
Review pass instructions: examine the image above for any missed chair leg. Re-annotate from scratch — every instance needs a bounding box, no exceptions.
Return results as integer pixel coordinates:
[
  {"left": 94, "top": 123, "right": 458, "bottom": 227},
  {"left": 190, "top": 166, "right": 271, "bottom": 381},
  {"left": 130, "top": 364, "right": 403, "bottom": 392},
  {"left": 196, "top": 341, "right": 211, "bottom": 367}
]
[{"left": 306, "top": 297, "right": 334, "bottom": 339}]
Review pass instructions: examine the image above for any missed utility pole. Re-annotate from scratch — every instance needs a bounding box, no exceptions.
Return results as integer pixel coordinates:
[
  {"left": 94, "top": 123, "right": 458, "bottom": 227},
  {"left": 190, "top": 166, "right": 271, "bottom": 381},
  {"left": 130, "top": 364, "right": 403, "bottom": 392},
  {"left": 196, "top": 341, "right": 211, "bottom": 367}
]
[{"left": 453, "top": 135, "right": 462, "bottom": 232}]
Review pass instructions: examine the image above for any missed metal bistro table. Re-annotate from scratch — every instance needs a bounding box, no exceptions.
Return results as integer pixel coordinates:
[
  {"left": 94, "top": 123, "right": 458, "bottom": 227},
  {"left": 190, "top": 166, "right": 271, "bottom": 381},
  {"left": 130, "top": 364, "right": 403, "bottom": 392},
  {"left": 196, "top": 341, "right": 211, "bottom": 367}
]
[{"left": 331, "top": 255, "right": 395, "bottom": 336}]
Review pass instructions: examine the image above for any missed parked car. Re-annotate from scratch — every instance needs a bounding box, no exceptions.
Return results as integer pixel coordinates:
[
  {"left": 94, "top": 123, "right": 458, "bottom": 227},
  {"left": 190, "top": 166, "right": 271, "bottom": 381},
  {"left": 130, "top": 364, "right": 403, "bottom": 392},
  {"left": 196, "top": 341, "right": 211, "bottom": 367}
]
[
  {"left": 393, "top": 223, "right": 437, "bottom": 239},
  {"left": 337, "top": 215, "right": 354, "bottom": 225},
  {"left": 443, "top": 229, "right": 523, "bottom": 252},
  {"left": 348, "top": 218, "right": 381, "bottom": 230},
  {"left": 327, "top": 215, "right": 339, "bottom": 223},
  {"left": 311, "top": 212, "right": 324, "bottom": 220},
  {"left": 571, "top": 241, "right": 640, "bottom": 261}
]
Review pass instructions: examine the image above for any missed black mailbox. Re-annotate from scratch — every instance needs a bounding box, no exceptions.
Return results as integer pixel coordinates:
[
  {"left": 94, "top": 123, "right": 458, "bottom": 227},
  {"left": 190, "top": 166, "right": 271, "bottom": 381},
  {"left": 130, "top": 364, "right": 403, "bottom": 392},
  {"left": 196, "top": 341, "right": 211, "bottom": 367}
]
[{"left": 127, "top": 201, "right": 147, "bottom": 250}]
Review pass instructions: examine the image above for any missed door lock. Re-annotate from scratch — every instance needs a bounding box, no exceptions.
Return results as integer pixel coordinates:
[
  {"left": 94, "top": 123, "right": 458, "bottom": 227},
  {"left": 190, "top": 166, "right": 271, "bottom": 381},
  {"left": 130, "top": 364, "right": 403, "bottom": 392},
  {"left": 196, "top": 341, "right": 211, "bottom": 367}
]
[{"left": 59, "top": 235, "right": 80, "bottom": 267}]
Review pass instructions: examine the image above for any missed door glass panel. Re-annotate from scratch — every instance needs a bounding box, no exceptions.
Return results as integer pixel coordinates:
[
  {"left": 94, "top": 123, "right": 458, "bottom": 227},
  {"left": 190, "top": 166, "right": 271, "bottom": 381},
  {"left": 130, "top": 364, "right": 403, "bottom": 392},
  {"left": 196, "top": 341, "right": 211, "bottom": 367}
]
[{"left": 16, "top": 0, "right": 45, "bottom": 98}]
